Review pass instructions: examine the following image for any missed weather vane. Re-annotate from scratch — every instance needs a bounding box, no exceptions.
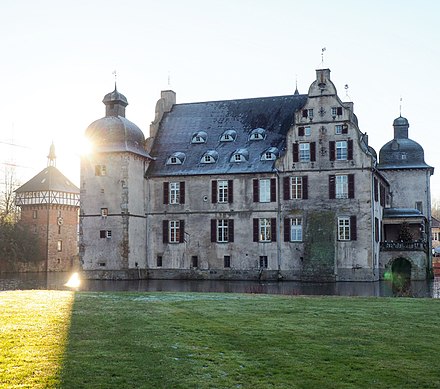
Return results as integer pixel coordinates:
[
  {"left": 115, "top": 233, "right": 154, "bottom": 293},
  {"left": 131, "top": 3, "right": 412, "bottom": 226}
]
[
  {"left": 399, "top": 97, "right": 403, "bottom": 116},
  {"left": 321, "top": 47, "right": 326, "bottom": 67},
  {"left": 112, "top": 70, "right": 117, "bottom": 85}
]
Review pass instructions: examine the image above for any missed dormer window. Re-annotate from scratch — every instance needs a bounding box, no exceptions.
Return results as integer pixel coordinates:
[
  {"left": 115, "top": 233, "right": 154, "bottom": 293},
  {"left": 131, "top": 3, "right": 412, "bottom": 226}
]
[
  {"left": 249, "top": 128, "right": 266, "bottom": 141},
  {"left": 230, "top": 148, "right": 249, "bottom": 163},
  {"left": 166, "top": 152, "right": 185, "bottom": 165},
  {"left": 191, "top": 131, "right": 207, "bottom": 144},
  {"left": 261, "top": 147, "right": 279, "bottom": 161},
  {"left": 220, "top": 130, "right": 237, "bottom": 142},
  {"left": 201, "top": 150, "right": 218, "bottom": 164}
]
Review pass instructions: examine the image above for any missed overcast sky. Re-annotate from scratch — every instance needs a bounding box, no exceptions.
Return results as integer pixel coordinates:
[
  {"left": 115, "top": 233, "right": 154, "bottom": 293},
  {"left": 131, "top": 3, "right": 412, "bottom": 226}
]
[{"left": 1, "top": 0, "right": 439, "bottom": 197}]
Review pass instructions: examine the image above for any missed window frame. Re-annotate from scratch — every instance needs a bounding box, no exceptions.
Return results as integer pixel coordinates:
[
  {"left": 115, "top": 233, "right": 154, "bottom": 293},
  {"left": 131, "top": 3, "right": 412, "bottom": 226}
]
[
  {"left": 299, "top": 143, "right": 311, "bottom": 162},
  {"left": 336, "top": 141, "right": 348, "bottom": 160},
  {"left": 259, "top": 179, "right": 271, "bottom": 203},
  {"left": 218, "top": 180, "right": 228, "bottom": 203},
  {"left": 169, "top": 220, "right": 181, "bottom": 243},
  {"left": 290, "top": 176, "right": 303, "bottom": 199},
  {"left": 259, "top": 218, "right": 272, "bottom": 242},
  {"left": 290, "top": 218, "right": 303, "bottom": 242},
  {"left": 169, "top": 182, "right": 180, "bottom": 204},
  {"left": 335, "top": 175, "right": 348, "bottom": 199},
  {"left": 338, "top": 217, "right": 351, "bottom": 241}
]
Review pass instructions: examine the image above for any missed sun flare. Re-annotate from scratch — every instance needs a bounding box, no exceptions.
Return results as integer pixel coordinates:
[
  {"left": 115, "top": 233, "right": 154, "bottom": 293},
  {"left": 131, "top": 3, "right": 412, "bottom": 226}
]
[{"left": 65, "top": 272, "right": 81, "bottom": 288}]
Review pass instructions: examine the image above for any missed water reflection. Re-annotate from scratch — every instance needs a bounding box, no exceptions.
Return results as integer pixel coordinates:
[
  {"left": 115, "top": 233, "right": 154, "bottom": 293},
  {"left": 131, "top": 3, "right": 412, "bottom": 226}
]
[{"left": 1, "top": 272, "right": 439, "bottom": 298}]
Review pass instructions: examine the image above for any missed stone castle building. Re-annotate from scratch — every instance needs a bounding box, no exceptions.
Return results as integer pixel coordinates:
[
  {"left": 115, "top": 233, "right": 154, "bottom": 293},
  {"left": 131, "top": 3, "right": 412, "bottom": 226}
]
[
  {"left": 15, "top": 144, "right": 80, "bottom": 271},
  {"left": 80, "top": 69, "right": 434, "bottom": 281}
]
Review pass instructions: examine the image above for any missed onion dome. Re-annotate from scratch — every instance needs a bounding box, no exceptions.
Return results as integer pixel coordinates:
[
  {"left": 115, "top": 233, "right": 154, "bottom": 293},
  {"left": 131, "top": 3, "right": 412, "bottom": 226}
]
[
  {"left": 378, "top": 116, "right": 431, "bottom": 170},
  {"left": 85, "top": 85, "right": 151, "bottom": 158}
]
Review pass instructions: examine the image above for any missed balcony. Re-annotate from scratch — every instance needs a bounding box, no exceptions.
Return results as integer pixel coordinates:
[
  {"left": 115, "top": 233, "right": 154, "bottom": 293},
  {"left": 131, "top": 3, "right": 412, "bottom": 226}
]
[{"left": 380, "top": 240, "right": 427, "bottom": 252}]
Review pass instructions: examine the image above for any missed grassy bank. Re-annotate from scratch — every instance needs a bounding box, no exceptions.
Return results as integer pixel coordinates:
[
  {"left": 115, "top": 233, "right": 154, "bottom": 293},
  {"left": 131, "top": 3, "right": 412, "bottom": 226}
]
[{"left": 1, "top": 291, "right": 440, "bottom": 388}]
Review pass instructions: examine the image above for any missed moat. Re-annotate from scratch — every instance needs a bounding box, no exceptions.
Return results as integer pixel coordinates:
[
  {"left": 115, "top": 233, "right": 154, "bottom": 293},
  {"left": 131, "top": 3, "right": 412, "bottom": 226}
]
[{"left": 1, "top": 272, "right": 439, "bottom": 298}]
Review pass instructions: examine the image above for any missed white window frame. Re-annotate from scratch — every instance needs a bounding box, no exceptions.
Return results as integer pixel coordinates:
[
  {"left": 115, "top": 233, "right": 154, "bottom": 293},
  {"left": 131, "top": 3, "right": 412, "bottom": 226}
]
[
  {"left": 290, "top": 218, "right": 303, "bottom": 242},
  {"left": 338, "top": 217, "right": 350, "bottom": 241},
  {"left": 169, "top": 182, "right": 180, "bottom": 204},
  {"left": 335, "top": 125, "right": 343, "bottom": 135},
  {"left": 218, "top": 180, "right": 228, "bottom": 203},
  {"left": 234, "top": 154, "right": 243, "bottom": 162},
  {"left": 336, "top": 175, "right": 348, "bottom": 199},
  {"left": 169, "top": 220, "right": 180, "bottom": 243},
  {"left": 290, "top": 177, "right": 303, "bottom": 199},
  {"left": 57, "top": 240, "right": 63, "bottom": 252},
  {"left": 217, "top": 220, "right": 229, "bottom": 243},
  {"left": 299, "top": 143, "right": 310, "bottom": 162},
  {"left": 259, "top": 218, "right": 272, "bottom": 242},
  {"left": 259, "top": 179, "right": 271, "bottom": 203},
  {"left": 336, "top": 141, "right": 348, "bottom": 160},
  {"left": 308, "top": 109, "right": 314, "bottom": 119},
  {"left": 304, "top": 126, "right": 311, "bottom": 136}
]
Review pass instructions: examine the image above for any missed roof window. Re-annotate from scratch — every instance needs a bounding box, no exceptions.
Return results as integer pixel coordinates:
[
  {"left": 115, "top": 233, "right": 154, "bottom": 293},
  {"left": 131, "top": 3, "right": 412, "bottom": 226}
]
[
  {"left": 166, "top": 152, "right": 186, "bottom": 165},
  {"left": 220, "top": 130, "right": 237, "bottom": 142},
  {"left": 191, "top": 131, "right": 207, "bottom": 144},
  {"left": 230, "top": 148, "right": 249, "bottom": 163},
  {"left": 261, "top": 147, "right": 279, "bottom": 161},
  {"left": 201, "top": 150, "right": 219, "bottom": 164},
  {"left": 249, "top": 128, "right": 266, "bottom": 141}
]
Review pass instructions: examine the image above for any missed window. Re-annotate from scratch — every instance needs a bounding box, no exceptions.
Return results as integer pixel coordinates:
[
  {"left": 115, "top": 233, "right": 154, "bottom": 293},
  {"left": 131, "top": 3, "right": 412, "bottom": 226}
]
[
  {"left": 57, "top": 240, "right": 62, "bottom": 252},
  {"left": 299, "top": 143, "right": 310, "bottom": 162},
  {"left": 100, "top": 230, "right": 112, "bottom": 239},
  {"left": 299, "top": 126, "right": 311, "bottom": 136},
  {"left": 335, "top": 125, "right": 343, "bottom": 135},
  {"left": 166, "top": 152, "right": 185, "bottom": 165},
  {"left": 191, "top": 131, "right": 207, "bottom": 144},
  {"left": 249, "top": 128, "right": 266, "bottom": 140},
  {"left": 293, "top": 142, "right": 316, "bottom": 162},
  {"left": 336, "top": 141, "right": 348, "bottom": 160},
  {"left": 308, "top": 109, "right": 314, "bottom": 119},
  {"left": 375, "top": 217, "right": 380, "bottom": 243},
  {"left": 416, "top": 201, "right": 423, "bottom": 212},
  {"left": 329, "top": 175, "right": 355, "bottom": 199},
  {"left": 253, "top": 218, "right": 276, "bottom": 242},
  {"left": 156, "top": 256, "right": 163, "bottom": 267},
  {"left": 224, "top": 255, "right": 231, "bottom": 268},
  {"left": 338, "top": 216, "right": 357, "bottom": 241},
  {"left": 285, "top": 176, "right": 308, "bottom": 200},
  {"left": 203, "top": 155, "right": 213, "bottom": 163},
  {"left": 262, "top": 151, "right": 275, "bottom": 160},
  {"left": 163, "top": 220, "right": 184, "bottom": 243},
  {"left": 191, "top": 256, "right": 198, "bottom": 268},
  {"left": 283, "top": 217, "right": 303, "bottom": 242},
  {"left": 163, "top": 182, "right": 185, "bottom": 204},
  {"left": 374, "top": 178, "right": 379, "bottom": 202},
  {"left": 211, "top": 219, "right": 234, "bottom": 243},
  {"left": 201, "top": 150, "right": 218, "bottom": 164},
  {"left": 253, "top": 178, "right": 276, "bottom": 203},
  {"left": 95, "top": 165, "right": 107, "bottom": 176},
  {"left": 220, "top": 130, "right": 237, "bottom": 142},
  {"left": 231, "top": 148, "right": 249, "bottom": 162},
  {"left": 101, "top": 208, "right": 108, "bottom": 217},
  {"left": 33, "top": 210, "right": 38, "bottom": 219},
  {"left": 212, "top": 180, "right": 233, "bottom": 203},
  {"left": 259, "top": 256, "right": 268, "bottom": 268},
  {"left": 234, "top": 154, "right": 243, "bottom": 162},
  {"left": 332, "top": 107, "right": 343, "bottom": 118}
]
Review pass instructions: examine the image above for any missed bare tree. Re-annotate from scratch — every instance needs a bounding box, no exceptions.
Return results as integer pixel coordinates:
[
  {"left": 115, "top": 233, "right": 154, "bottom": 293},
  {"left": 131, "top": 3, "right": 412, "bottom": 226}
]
[
  {"left": 0, "top": 166, "right": 20, "bottom": 224},
  {"left": 432, "top": 197, "right": 440, "bottom": 220}
]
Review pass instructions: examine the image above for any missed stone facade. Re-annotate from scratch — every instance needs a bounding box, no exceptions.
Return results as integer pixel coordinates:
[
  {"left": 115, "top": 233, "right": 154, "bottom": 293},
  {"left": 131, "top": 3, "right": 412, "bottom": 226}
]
[{"left": 80, "top": 69, "right": 434, "bottom": 281}]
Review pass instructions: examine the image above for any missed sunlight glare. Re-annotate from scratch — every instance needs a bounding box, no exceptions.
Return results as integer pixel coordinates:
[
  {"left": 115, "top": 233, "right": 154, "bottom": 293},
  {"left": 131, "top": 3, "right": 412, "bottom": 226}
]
[{"left": 65, "top": 272, "right": 81, "bottom": 288}]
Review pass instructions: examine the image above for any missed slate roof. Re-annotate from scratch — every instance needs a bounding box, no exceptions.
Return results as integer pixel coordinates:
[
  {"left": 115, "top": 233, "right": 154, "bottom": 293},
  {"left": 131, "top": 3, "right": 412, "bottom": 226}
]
[
  {"left": 146, "top": 94, "right": 308, "bottom": 177},
  {"left": 383, "top": 208, "right": 424, "bottom": 219},
  {"left": 15, "top": 166, "right": 79, "bottom": 193}
]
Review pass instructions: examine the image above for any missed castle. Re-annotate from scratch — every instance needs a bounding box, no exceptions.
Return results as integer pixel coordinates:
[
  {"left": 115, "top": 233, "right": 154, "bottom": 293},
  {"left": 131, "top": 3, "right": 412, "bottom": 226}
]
[{"left": 80, "top": 68, "right": 434, "bottom": 281}]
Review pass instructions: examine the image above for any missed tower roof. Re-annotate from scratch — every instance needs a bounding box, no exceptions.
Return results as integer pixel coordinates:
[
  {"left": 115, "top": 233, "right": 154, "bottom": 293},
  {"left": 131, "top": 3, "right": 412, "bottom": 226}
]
[{"left": 15, "top": 166, "right": 79, "bottom": 193}]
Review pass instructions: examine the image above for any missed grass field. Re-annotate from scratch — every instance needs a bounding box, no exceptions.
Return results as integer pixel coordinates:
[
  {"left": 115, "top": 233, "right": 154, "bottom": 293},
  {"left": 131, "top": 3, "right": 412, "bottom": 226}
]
[{"left": 1, "top": 290, "right": 440, "bottom": 388}]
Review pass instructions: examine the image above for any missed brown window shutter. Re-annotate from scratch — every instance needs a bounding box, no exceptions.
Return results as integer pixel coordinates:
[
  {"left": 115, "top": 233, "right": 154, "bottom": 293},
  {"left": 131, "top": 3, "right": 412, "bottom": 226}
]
[
  {"left": 342, "top": 124, "right": 348, "bottom": 134},
  {"left": 211, "top": 181, "right": 217, "bottom": 203},
  {"left": 211, "top": 219, "right": 216, "bottom": 242},
  {"left": 253, "top": 219, "right": 259, "bottom": 242},
  {"left": 347, "top": 140, "right": 353, "bottom": 160},
  {"left": 375, "top": 217, "right": 379, "bottom": 242},
  {"left": 179, "top": 220, "right": 185, "bottom": 243},
  {"left": 270, "top": 178, "right": 276, "bottom": 202},
  {"left": 228, "top": 180, "right": 233, "bottom": 203},
  {"left": 350, "top": 216, "right": 357, "bottom": 241},
  {"left": 374, "top": 178, "right": 379, "bottom": 202},
  {"left": 329, "top": 175, "right": 336, "bottom": 199},
  {"left": 271, "top": 218, "right": 277, "bottom": 242},
  {"left": 284, "top": 218, "right": 290, "bottom": 242},
  {"left": 302, "top": 176, "right": 308, "bottom": 199},
  {"left": 329, "top": 141, "right": 335, "bottom": 161},
  {"left": 283, "top": 177, "right": 290, "bottom": 200},
  {"left": 348, "top": 174, "right": 355, "bottom": 199},
  {"left": 253, "top": 179, "right": 259, "bottom": 202},
  {"left": 180, "top": 182, "right": 185, "bottom": 204},
  {"left": 310, "top": 142, "right": 316, "bottom": 162},
  {"left": 163, "top": 182, "right": 169, "bottom": 204},
  {"left": 228, "top": 219, "right": 234, "bottom": 242},
  {"left": 380, "top": 184, "right": 385, "bottom": 207},
  {"left": 292, "top": 143, "right": 299, "bottom": 162},
  {"left": 298, "top": 126, "right": 305, "bottom": 136},
  {"left": 337, "top": 107, "right": 343, "bottom": 116},
  {"left": 302, "top": 109, "right": 308, "bottom": 118},
  {"left": 163, "top": 220, "right": 169, "bottom": 243}
]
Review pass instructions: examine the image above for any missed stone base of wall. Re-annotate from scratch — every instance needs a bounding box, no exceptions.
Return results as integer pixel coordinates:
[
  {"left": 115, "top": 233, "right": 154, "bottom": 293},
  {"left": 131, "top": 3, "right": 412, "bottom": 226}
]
[{"left": 336, "top": 268, "right": 379, "bottom": 282}]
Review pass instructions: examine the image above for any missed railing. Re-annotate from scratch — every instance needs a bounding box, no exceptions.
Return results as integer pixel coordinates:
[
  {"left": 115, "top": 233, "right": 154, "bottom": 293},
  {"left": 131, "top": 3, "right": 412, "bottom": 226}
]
[{"left": 380, "top": 240, "right": 427, "bottom": 251}]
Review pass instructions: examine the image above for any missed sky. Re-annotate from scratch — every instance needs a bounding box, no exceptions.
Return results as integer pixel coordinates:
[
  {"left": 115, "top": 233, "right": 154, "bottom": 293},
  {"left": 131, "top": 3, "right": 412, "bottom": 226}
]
[{"left": 1, "top": 0, "right": 440, "bottom": 198}]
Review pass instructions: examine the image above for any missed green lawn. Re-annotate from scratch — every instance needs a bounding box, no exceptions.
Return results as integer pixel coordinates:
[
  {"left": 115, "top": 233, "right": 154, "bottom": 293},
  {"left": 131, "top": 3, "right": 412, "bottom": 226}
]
[{"left": 1, "top": 291, "right": 440, "bottom": 388}]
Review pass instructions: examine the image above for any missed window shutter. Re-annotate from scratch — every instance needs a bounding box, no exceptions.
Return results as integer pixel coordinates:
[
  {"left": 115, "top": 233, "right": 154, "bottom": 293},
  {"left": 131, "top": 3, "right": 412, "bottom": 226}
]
[
  {"left": 163, "top": 182, "right": 169, "bottom": 204},
  {"left": 292, "top": 143, "right": 299, "bottom": 162},
  {"left": 380, "top": 184, "right": 385, "bottom": 207},
  {"left": 211, "top": 181, "right": 217, "bottom": 203},
  {"left": 211, "top": 219, "right": 216, "bottom": 242},
  {"left": 284, "top": 218, "right": 290, "bottom": 242},
  {"left": 228, "top": 219, "right": 234, "bottom": 242},
  {"left": 298, "top": 126, "right": 305, "bottom": 136},
  {"left": 302, "top": 176, "right": 308, "bottom": 199},
  {"left": 329, "top": 141, "right": 335, "bottom": 161},
  {"left": 337, "top": 107, "right": 343, "bottom": 116},
  {"left": 350, "top": 216, "right": 357, "bottom": 241},
  {"left": 162, "top": 220, "right": 169, "bottom": 243},
  {"left": 271, "top": 218, "right": 277, "bottom": 242},
  {"left": 283, "top": 177, "right": 290, "bottom": 200},
  {"left": 329, "top": 175, "right": 336, "bottom": 199},
  {"left": 270, "top": 178, "right": 276, "bottom": 202},
  {"left": 342, "top": 124, "right": 348, "bottom": 134},
  {"left": 375, "top": 217, "right": 379, "bottom": 243},
  {"left": 348, "top": 174, "right": 355, "bottom": 199},
  {"left": 180, "top": 182, "right": 185, "bottom": 204},
  {"left": 253, "top": 219, "right": 259, "bottom": 242},
  {"left": 228, "top": 180, "right": 233, "bottom": 203},
  {"left": 179, "top": 220, "right": 185, "bottom": 243},
  {"left": 310, "top": 142, "right": 316, "bottom": 162},
  {"left": 347, "top": 140, "right": 353, "bottom": 160},
  {"left": 253, "top": 179, "right": 259, "bottom": 202},
  {"left": 302, "top": 109, "right": 308, "bottom": 118},
  {"left": 374, "top": 178, "right": 379, "bottom": 202}
]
